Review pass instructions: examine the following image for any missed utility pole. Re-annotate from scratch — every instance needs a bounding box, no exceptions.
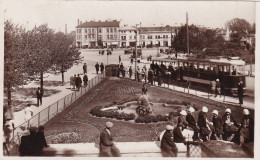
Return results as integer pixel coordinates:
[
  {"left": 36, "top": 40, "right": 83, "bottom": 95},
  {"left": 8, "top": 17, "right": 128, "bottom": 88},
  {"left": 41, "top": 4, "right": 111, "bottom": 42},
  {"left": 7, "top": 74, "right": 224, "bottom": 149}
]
[
  {"left": 135, "top": 25, "right": 138, "bottom": 81},
  {"left": 186, "top": 12, "right": 190, "bottom": 54}
]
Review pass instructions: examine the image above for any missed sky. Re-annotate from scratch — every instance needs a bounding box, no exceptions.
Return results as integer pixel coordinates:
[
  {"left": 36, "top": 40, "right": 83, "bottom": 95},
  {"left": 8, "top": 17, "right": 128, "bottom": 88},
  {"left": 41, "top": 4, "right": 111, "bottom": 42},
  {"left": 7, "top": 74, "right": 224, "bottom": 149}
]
[{"left": 2, "top": 1, "right": 256, "bottom": 33}]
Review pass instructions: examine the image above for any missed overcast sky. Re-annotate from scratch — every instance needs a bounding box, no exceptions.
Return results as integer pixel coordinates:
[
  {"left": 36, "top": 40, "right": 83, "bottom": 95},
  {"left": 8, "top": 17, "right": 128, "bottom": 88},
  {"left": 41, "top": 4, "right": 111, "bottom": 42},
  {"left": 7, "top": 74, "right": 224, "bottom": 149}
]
[{"left": 3, "top": 0, "right": 256, "bottom": 33}]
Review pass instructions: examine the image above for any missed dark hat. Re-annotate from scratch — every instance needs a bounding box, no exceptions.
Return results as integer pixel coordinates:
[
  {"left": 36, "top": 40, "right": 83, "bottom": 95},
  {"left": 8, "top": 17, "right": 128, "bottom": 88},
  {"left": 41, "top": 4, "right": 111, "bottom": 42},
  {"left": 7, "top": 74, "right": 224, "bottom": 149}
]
[{"left": 29, "top": 126, "right": 37, "bottom": 132}]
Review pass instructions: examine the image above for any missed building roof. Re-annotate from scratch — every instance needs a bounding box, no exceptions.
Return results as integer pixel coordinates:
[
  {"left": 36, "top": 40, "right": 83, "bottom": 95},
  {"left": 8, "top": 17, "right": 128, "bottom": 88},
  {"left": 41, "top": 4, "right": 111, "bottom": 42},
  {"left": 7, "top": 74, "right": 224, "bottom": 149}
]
[
  {"left": 139, "top": 26, "right": 177, "bottom": 34},
  {"left": 119, "top": 26, "right": 136, "bottom": 31},
  {"left": 76, "top": 20, "right": 120, "bottom": 28}
]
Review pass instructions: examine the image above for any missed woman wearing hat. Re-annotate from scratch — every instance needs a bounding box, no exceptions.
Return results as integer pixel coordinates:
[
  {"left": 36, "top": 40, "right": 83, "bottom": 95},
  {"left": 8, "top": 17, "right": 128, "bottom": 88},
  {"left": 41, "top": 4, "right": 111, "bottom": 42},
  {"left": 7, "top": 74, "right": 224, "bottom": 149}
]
[
  {"left": 178, "top": 110, "right": 188, "bottom": 129},
  {"left": 212, "top": 110, "right": 223, "bottom": 140},
  {"left": 160, "top": 125, "right": 178, "bottom": 157},
  {"left": 239, "top": 109, "right": 254, "bottom": 147},
  {"left": 186, "top": 107, "right": 200, "bottom": 141},
  {"left": 198, "top": 106, "right": 211, "bottom": 141},
  {"left": 99, "top": 121, "right": 120, "bottom": 157},
  {"left": 222, "top": 108, "right": 239, "bottom": 141}
]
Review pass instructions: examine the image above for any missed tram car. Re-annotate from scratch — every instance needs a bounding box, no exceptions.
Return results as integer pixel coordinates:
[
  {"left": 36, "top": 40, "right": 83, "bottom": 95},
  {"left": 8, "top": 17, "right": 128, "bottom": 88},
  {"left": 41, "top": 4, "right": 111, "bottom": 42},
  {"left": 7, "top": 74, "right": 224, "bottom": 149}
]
[{"left": 152, "top": 55, "right": 246, "bottom": 96}]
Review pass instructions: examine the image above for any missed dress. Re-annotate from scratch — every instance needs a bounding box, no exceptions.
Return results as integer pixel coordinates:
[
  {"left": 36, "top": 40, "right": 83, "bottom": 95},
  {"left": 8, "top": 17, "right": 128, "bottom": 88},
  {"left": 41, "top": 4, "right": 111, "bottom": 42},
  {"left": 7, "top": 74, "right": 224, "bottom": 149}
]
[
  {"left": 99, "top": 129, "right": 120, "bottom": 157},
  {"left": 160, "top": 130, "right": 178, "bottom": 157}
]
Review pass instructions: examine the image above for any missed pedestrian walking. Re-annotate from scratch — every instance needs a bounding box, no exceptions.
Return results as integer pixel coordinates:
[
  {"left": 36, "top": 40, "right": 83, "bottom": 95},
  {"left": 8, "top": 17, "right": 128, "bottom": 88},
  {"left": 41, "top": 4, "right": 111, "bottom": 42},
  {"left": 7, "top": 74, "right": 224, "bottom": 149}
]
[
  {"left": 99, "top": 122, "right": 121, "bottom": 157},
  {"left": 24, "top": 104, "right": 33, "bottom": 128},
  {"left": 75, "top": 74, "right": 82, "bottom": 91},
  {"left": 119, "top": 63, "right": 124, "bottom": 77},
  {"left": 36, "top": 87, "right": 42, "bottom": 106},
  {"left": 238, "top": 79, "right": 244, "bottom": 106},
  {"left": 210, "top": 80, "right": 216, "bottom": 96},
  {"left": 119, "top": 55, "right": 121, "bottom": 64},
  {"left": 83, "top": 63, "right": 87, "bottom": 74},
  {"left": 83, "top": 73, "right": 88, "bottom": 86},
  {"left": 95, "top": 62, "right": 100, "bottom": 74},
  {"left": 160, "top": 125, "right": 178, "bottom": 157},
  {"left": 129, "top": 66, "right": 132, "bottom": 79},
  {"left": 70, "top": 74, "right": 74, "bottom": 89},
  {"left": 215, "top": 79, "right": 221, "bottom": 97},
  {"left": 100, "top": 63, "right": 104, "bottom": 74}
]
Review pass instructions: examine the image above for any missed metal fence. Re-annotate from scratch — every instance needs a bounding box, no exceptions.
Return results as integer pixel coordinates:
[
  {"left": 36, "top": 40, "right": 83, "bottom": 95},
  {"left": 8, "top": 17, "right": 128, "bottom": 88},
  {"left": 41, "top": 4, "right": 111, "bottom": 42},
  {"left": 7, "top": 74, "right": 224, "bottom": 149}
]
[{"left": 10, "top": 73, "right": 105, "bottom": 145}]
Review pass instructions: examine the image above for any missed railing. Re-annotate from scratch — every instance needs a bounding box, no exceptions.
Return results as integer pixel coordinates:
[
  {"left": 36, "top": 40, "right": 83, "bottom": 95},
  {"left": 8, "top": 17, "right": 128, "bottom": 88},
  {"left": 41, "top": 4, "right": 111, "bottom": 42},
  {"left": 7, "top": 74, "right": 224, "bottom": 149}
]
[{"left": 9, "top": 73, "right": 105, "bottom": 148}]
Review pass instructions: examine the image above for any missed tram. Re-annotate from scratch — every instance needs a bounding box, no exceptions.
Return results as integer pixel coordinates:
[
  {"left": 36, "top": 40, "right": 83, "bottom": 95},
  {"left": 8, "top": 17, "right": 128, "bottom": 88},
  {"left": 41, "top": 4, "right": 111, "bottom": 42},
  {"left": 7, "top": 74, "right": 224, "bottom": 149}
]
[{"left": 152, "top": 55, "right": 246, "bottom": 96}]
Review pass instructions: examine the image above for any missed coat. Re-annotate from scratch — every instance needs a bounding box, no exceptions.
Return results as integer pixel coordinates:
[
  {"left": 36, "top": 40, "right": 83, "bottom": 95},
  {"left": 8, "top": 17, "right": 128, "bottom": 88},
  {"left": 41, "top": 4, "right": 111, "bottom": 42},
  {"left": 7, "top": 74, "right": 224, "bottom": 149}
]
[
  {"left": 95, "top": 64, "right": 100, "bottom": 71},
  {"left": 222, "top": 113, "right": 238, "bottom": 132},
  {"left": 19, "top": 134, "right": 39, "bottom": 156},
  {"left": 100, "top": 129, "right": 114, "bottom": 150},
  {"left": 238, "top": 83, "right": 243, "bottom": 98},
  {"left": 212, "top": 115, "right": 223, "bottom": 135},
  {"left": 198, "top": 111, "right": 207, "bottom": 128},
  {"left": 240, "top": 115, "right": 254, "bottom": 142},
  {"left": 160, "top": 130, "right": 176, "bottom": 151},
  {"left": 186, "top": 113, "right": 196, "bottom": 127},
  {"left": 173, "top": 127, "right": 185, "bottom": 143},
  {"left": 36, "top": 131, "right": 48, "bottom": 150},
  {"left": 75, "top": 77, "right": 82, "bottom": 87}
]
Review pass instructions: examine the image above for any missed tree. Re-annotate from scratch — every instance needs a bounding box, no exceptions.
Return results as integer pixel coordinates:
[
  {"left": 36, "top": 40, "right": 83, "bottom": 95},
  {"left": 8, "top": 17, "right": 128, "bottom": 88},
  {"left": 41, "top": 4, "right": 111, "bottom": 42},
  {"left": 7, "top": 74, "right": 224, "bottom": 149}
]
[
  {"left": 225, "top": 18, "right": 251, "bottom": 33},
  {"left": 23, "top": 24, "right": 55, "bottom": 92},
  {"left": 50, "top": 32, "right": 82, "bottom": 85},
  {"left": 4, "top": 20, "right": 27, "bottom": 105}
]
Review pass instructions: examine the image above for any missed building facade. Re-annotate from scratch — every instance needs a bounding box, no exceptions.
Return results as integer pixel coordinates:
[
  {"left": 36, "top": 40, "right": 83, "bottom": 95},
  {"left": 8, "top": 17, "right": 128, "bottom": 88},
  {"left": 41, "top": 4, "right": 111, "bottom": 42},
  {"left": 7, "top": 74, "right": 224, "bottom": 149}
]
[
  {"left": 119, "top": 26, "right": 137, "bottom": 47},
  {"left": 76, "top": 20, "right": 120, "bottom": 48}
]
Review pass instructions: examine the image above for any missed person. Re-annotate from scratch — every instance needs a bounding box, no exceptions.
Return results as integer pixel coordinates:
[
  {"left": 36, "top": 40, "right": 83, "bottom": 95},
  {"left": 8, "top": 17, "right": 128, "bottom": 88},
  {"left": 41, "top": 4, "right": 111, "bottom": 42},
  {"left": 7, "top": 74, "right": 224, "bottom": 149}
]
[
  {"left": 173, "top": 123, "right": 186, "bottom": 143},
  {"left": 239, "top": 109, "right": 254, "bottom": 147},
  {"left": 83, "top": 63, "right": 87, "bottom": 74},
  {"left": 70, "top": 74, "right": 74, "bottom": 89},
  {"left": 129, "top": 66, "right": 132, "bottom": 79},
  {"left": 136, "top": 68, "right": 140, "bottom": 82},
  {"left": 215, "top": 79, "right": 221, "bottom": 97},
  {"left": 119, "top": 55, "right": 121, "bottom": 64},
  {"left": 148, "top": 68, "right": 154, "bottom": 85},
  {"left": 24, "top": 104, "right": 33, "bottom": 128},
  {"left": 83, "top": 73, "right": 88, "bottom": 86},
  {"left": 210, "top": 80, "right": 216, "bottom": 96},
  {"left": 222, "top": 108, "right": 239, "bottom": 141},
  {"left": 19, "top": 127, "right": 38, "bottom": 156},
  {"left": 142, "top": 83, "right": 148, "bottom": 95},
  {"left": 95, "top": 62, "right": 100, "bottom": 74},
  {"left": 72, "top": 74, "right": 77, "bottom": 90},
  {"left": 178, "top": 110, "right": 188, "bottom": 129},
  {"left": 211, "top": 110, "right": 223, "bottom": 140},
  {"left": 160, "top": 125, "right": 178, "bottom": 157},
  {"left": 186, "top": 107, "right": 200, "bottom": 141},
  {"left": 99, "top": 122, "right": 121, "bottom": 157},
  {"left": 198, "top": 106, "right": 211, "bottom": 142},
  {"left": 75, "top": 74, "right": 82, "bottom": 91},
  {"left": 100, "top": 63, "right": 105, "bottom": 74},
  {"left": 158, "top": 72, "right": 162, "bottom": 86},
  {"left": 119, "top": 63, "right": 124, "bottom": 77},
  {"left": 237, "top": 79, "right": 244, "bottom": 106},
  {"left": 35, "top": 125, "right": 49, "bottom": 155},
  {"left": 36, "top": 87, "right": 42, "bottom": 106}
]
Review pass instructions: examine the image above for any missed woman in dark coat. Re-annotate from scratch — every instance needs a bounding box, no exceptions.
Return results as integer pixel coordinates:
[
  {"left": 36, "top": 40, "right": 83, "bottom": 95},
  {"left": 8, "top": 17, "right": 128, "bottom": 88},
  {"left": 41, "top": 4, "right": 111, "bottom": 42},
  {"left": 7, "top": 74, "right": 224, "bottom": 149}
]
[
  {"left": 222, "top": 108, "right": 239, "bottom": 141},
  {"left": 198, "top": 106, "right": 211, "bottom": 142},
  {"left": 186, "top": 107, "right": 200, "bottom": 141},
  {"left": 161, "top": 125, "right": 178, "bottom": 157},
  {"left": 212, "top": 110, "right": 223, "bottom": 140}
]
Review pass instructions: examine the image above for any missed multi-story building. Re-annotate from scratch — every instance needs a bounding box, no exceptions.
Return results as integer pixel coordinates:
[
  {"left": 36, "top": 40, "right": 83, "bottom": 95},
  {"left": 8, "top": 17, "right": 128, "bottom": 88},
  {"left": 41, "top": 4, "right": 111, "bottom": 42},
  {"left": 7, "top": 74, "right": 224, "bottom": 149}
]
[
  {"left": 119, "top": 26, "right": 137, "bottom": 47},
  {"left": 76, "top": 20, "right": 120, "bottom": 48}
]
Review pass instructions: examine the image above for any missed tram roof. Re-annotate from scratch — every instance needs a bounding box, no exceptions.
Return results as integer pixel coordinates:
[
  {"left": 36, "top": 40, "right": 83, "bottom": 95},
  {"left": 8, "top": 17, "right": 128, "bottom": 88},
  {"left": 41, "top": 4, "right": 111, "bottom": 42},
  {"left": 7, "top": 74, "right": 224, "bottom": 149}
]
[{"left": 152, "top": 55, "right": 246, "bottom": 66}]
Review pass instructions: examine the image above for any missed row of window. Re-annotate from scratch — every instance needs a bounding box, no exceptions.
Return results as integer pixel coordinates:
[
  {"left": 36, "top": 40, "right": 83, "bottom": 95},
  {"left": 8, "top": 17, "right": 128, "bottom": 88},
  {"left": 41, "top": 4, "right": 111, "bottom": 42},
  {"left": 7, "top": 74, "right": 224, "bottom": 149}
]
[
  {"left": 107, "top": 35, "right": 117, "bottom": 40},
  {"left": 77, "top": 28, "right": 118, "bottom": 34},
  {"left": 121, "top": 35, "right": 137, "bottom": 40}
]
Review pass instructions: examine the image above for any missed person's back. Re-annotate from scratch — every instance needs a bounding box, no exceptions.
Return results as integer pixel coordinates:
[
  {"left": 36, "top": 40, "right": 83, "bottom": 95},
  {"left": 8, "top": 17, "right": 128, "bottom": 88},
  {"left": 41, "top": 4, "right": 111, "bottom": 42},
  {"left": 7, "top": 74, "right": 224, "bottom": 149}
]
[{"left": 173, "top": 125, "right": 185, "bottom": 143}]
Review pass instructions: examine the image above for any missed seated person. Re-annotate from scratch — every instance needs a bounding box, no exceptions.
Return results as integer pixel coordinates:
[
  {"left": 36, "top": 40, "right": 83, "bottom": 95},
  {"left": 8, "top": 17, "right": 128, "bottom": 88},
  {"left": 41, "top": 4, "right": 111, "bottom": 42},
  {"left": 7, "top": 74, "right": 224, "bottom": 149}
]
[
  {"left": 173, "top": 124, "right": 186, "bottom": 143},
  {"left": 160, "top": 125, "right": 178, "bottom": 157}
]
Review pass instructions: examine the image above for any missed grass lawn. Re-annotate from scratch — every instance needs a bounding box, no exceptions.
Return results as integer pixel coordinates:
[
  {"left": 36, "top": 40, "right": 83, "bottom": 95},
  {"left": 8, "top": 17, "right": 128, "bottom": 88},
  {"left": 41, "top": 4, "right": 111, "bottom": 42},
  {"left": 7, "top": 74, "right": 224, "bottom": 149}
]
[{"left": 43, "top": 77, "right": 254, "bottom": 156}]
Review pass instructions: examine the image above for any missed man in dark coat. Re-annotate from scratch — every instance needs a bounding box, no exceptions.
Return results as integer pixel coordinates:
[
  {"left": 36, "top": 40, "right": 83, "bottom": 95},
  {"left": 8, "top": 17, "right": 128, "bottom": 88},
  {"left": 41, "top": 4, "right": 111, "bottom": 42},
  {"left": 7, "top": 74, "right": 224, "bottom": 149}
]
[
  {"left": 119, "top": 63, "right": 124, "bottom": 78},
  {"left": 148, "top": 68, "right": 154, "bottom": 85},
  {"left": 119, "top": 55, "right": 121, "bottom": 64},
  {"left": 150, "top": 61, "right": 155, "bottom": 71},
  {"left": 19, "top": 127, "right": 38, "bottom": 156},
  {"left": 83, "top": 63, "right": 87, "bottom": 74},
  {"left": 173, "top": 124, "right": 186, "bottom": 143},
  {"left": 36, "top": 87, "right": 42, "bottom": 106},
  {"left": 95, "top": 62, "right": 100, "bottom": 74},
  {"left": 198, "top": 106, "right": 211, "bottom": 141},
  {"left": 83, "top": 73, "right": 88, "bottom": 86},
  {"left": 129, "top": 66, "right": 132, "bottom": 79},
  {"left": 160, "top": 125, "right": 178, "bottom": 157},
  {"left": 222, "top": 108, "right": 238, "bottom": 141},
  {"left": 99, "top": 122, "right": 120, "bottom": 157},
  {"left": 35, "top": 125, "right": 49, "bottom": 155},
  {"left": 100, "top": 63, "right": 105, "bottom": 74},
  {"left": 237, "top": 79, "right": 244, "bottom": 106},
  {"left": 212, "top": 110, "right": 223, "bottom": 140},
  {"left": 75, "top": 74, "right": 82, "bottom": 91},
  {"left": 186, "top": 107, "right": 200, "bottom": 141}
]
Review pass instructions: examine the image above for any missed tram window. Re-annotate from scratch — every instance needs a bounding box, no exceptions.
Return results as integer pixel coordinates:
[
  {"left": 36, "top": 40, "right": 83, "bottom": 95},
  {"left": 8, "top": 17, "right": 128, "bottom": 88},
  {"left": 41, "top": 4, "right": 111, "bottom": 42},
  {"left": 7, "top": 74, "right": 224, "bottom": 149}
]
[
  {"left": 232, "top": 66, "right": 237, "bottom": 75},
  {"left": 199, "top": 63, "right": 204, "bottom": 72}
]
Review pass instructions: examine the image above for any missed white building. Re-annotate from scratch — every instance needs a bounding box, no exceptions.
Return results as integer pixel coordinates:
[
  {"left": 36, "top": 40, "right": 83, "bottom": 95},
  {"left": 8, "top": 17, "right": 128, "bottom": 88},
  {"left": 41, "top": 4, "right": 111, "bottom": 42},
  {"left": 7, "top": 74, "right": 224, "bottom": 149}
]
[
  {"left": 76, "top": 20, "right": 120, "bottom": 48},
  {"left": 119, "top": 26, "right": 137, "bottom": 47}
]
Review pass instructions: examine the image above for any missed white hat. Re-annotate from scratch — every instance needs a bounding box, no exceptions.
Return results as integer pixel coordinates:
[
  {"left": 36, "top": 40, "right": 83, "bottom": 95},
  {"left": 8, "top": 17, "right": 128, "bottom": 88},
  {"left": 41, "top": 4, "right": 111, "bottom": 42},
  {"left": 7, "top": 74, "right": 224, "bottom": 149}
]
[
  {"left": 141, "top": 79, "right": 145, "bottom": 83},
  {"left": 105, "top": 121, "right": 113, "bottom": 128},
  {"left": 166, "top": 125, "right": 174, "bottom": 131},
  {"left": 243, "top": 109, "right": 250, "bottom": 115},
  {"left": 188, "top": 107, "right": 195, "bottom": 113},
  {"left": 212, "top": 110, "right": 218, "bottom": 115},
  {"left": 180, "top": 110, "right": 187, "bottom": 116},
  {"left": 225, "top": 108, "right": 231, "bottom": 113},
  {"left": 216, "top": 79, "right": 219, "bottom": 81},
  {"left": 202, "top": 106, "right": 208, "bottom": 113}
]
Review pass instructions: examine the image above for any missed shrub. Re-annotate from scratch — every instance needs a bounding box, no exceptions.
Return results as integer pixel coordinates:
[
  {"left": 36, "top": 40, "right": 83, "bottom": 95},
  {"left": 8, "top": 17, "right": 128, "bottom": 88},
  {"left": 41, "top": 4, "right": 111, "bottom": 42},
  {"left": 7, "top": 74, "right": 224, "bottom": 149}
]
[{"left": 181, "top": 101, "right": 191, "bottom": 106}]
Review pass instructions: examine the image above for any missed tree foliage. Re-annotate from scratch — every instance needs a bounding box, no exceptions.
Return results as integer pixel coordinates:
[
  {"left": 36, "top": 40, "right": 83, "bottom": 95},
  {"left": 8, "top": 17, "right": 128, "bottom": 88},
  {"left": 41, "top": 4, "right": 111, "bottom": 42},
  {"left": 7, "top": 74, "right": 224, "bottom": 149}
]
[{"left": 225, "top": 18, "right": 251, "bottom": 33}]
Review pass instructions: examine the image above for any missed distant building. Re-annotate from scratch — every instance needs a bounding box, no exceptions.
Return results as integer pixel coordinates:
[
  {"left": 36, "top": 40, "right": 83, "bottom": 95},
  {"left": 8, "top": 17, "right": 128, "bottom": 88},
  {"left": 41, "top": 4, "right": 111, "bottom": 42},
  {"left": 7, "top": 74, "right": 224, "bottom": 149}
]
[
  {"left": 119, "top": 26, "right": 137, "bottom": 47},
  {"left": 75, "top": 20, "right": 120, "bottom": 48},
  {"left": 215, "top": 28, "right": 230, "bottom": 41}
]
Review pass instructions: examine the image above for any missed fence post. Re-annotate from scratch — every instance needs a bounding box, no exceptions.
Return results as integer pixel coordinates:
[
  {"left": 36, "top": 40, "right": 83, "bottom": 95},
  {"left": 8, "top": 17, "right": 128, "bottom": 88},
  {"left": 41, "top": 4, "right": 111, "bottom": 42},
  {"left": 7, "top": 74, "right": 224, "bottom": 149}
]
[
  {"left": 186, "top": 143, "right": 190, "bottom": 157},
  {"left": 38, "top": 113, "right": 40, "bottom": 127}
]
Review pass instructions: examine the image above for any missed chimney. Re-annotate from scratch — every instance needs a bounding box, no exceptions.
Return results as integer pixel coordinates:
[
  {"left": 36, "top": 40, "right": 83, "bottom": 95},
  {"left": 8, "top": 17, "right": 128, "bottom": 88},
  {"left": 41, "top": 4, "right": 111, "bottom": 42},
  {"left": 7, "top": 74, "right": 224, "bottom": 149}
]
[
  {"left": 65, "top": 24, "right": 67, "bottom": 34},
  {"left": 80, "top": 21, "right": 82, "bottom": 25},
  {"left": 78, "top": 19, "right": 80, "bottom": 26}
]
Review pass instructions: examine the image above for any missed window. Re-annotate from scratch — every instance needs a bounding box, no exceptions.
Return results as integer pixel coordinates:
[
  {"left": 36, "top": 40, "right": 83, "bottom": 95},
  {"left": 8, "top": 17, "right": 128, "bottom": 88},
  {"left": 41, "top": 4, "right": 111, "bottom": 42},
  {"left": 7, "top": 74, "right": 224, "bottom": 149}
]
[
  {"left": 110, "top": 28, "right": 113, "bottom": 32},
  {"left": 85, "top": 35, "right": 88, "bottom": 39},
  {"left": 92, "top": 29, "right": 95, "bottom": 33},
  {"left": 89, "top": 35, "right": 91, "bottom": 39},
  {"left": 163, "top": 35, "right": 165, "bottom": 38},
  {"left": 134, "top": 35, "right": 136, "bottom": 39},
  {"left": 143, "top": 35, "right": 145, "bottom": 39},
  {"left": 129, "top": 36, "right": 132, "bottom": 40},
  {"left": 99, "top": 28, "right": 102, "bottom": 33},
  {"left": 114, "top": 35, "right": 117, "bottom": 39},
  {"left": 77, "top": 35, "right": 81, "bottom": 40},
  {"left": 85, "top": 29, "right": 87, "bottom": 33},
  {"left": 77, "top": 29, "right": 81, "bottom": 34},
  {"left": 107, "top": 28, "right": 109, "bottom": 33},
  {"left": 166, "top": 35, "right": 168, "bottom": 38},
  {"left": 114, "top": 28, "right": 117, "bottom": 32},
  {"left": 88, "top": 29, "right": 91, "bottom": 33},
  {"left": 148, "top": 35, "right": 152, "bottom": 39},
  {"left": 92, "top": 35, "right": 94, "bottom": 39},
  {"left": 110, "top": 35, "right": 113, "bottom": 39},
  {"left": 107, "top": 35, "right": 109, "bottom": 39},
  {"left": 121, "top": 36, "right": 126, "bottom": 40}
]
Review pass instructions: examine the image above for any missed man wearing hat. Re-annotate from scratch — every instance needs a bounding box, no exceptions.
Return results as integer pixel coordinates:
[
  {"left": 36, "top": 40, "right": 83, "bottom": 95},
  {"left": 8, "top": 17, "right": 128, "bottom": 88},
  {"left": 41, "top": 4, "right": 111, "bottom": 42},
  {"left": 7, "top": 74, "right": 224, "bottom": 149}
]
[
  {"left": 186, "top": 107, "right": 200, "bottom": 141},
  {"left": 178, "top": 110, "right": 188, "bottom": 129},
  {"left": 99, "top": 121, "right": 120, "bottom": 157},
  {"left": 173, "top": 123, "right": 186, "bottom": 143},
  {"left": 222, "top": 108, "right": 238, "bottom": 141},
  {"left": 212, "top": 110, "right": 223, "bottom": 140},
  {"left": 160, "top": 125, "right": 178, "bottom": 157},
  {"left": 239, "top": 109, "right": 254, "bottom": 147},
  {"left": 198, "top": 106, "right": 211, "bottom": 141},
  {"left": 215, "top": 79, "right": 221, "bottom": 97}
]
